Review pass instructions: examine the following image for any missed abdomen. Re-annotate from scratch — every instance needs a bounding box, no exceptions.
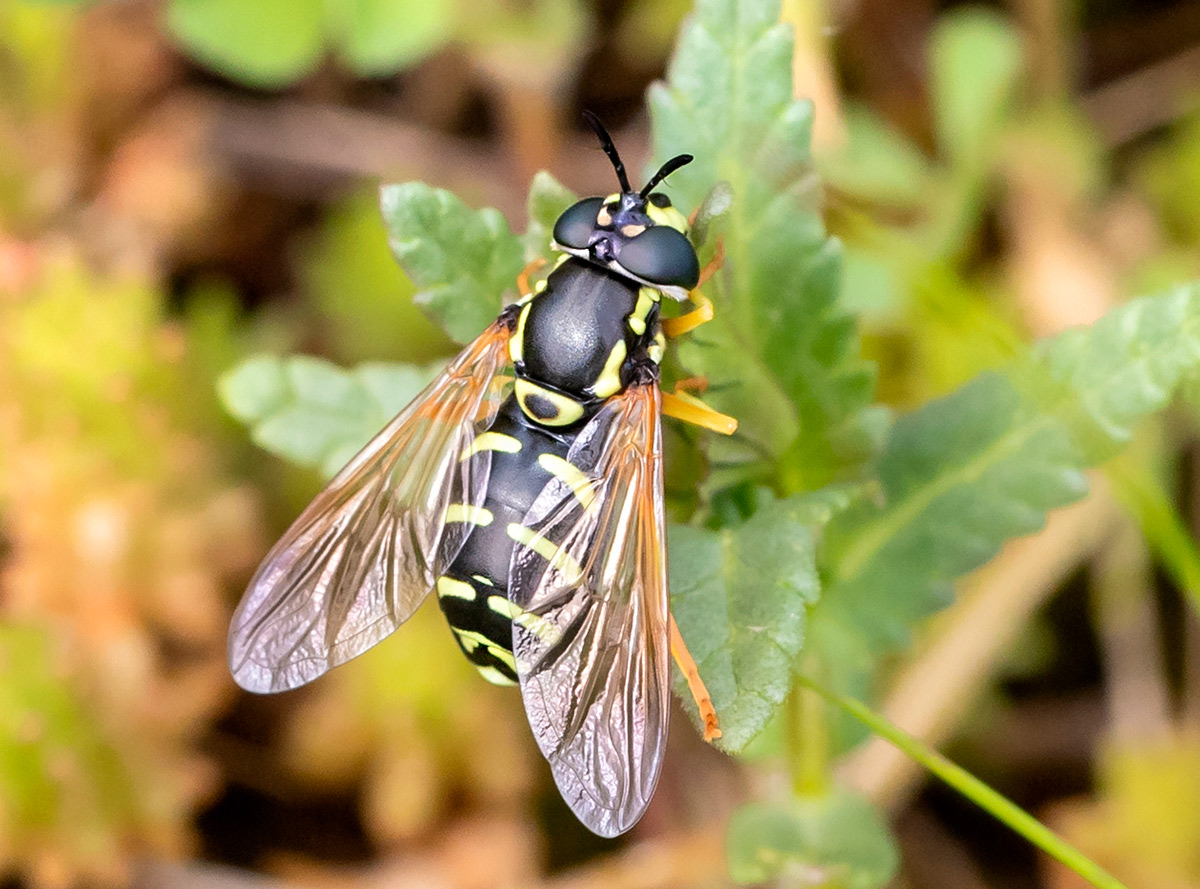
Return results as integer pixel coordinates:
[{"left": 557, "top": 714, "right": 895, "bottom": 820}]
[{"left": 435, "top": 397, "right": 572, "bottom": 684}]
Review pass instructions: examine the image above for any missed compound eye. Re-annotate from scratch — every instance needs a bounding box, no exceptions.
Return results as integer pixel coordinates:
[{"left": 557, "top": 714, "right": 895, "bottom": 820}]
[
  {"left": 617, "top": 225, "right": 700, "bottom": 289},
  {"left": 552, "top": 197, "right": 604, "bottom": 249}
]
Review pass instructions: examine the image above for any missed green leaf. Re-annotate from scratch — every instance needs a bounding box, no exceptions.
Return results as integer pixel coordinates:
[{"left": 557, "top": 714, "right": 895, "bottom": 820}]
[
  {"left": 329, "top": 0, "right": 452, "bottom": 73},
  {"left": 523, "top": 171, "right": 576, "bottom": 264},
  {"left": 929, "top": 7, "right": 1023, "bottom": 169},
  {"left": 166, "top": 0, "right": 325, "bottom": 88},
  {"left": 648, "top": 0, "right": 881, "bottom": 496},
  {"left": 726, "top": 790, "right": 898, "bottom": 888},
  {"left": 219, "top": 354, "right": 440, "bottom": 477},
  {"left": 380, "top": 182, "right": 524, "bottom": 344},
  {"left": 818, "top": 284, "right": 1200, "bottom": 668},
  {"left": 669, "top": 492, "right": 851, "bottom": 752}
]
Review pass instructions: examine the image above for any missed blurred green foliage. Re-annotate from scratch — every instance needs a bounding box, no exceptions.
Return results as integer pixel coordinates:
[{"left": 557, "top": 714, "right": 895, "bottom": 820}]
[
  {"left": 302, "top": 191, "right": 456, "bottom": 365},
  {"left": 166, "top": 0, "right": 586, "bottom": 89},
  {"left": 0, "top": 0, "right": 75, "bottom": 232},
  {"left": 726, "top": 790, "right": 897, "bottom": 887},
  {"left": 166, "top": 0, "right": 453, "bottom": 87}
]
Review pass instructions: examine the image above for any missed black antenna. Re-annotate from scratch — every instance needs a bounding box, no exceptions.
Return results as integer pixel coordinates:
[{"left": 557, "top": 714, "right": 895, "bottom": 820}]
[
  {"left": 640, "top": 153, "right": 693, "bottom": 198},
  {"left": 582, "top": 110, "right": 633, "bottom": 194}
]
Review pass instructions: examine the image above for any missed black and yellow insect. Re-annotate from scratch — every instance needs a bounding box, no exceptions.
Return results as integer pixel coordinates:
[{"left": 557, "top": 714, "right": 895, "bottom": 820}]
[{"left": 228, "top": 113, "right": 736, "bottom": 838}]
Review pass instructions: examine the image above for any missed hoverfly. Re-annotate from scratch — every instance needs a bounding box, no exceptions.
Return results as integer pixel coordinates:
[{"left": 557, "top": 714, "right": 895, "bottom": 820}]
[{"left": 228, "top": 113, "right": 736, "bottom": 838}]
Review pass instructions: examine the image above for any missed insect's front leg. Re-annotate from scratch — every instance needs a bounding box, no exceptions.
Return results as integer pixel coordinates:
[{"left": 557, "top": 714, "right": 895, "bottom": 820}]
[
  {"left": 660, "top": 388, "right": 737, "bottom": 435},
  {"left": 661, "top": 240, "right": 724, "bottom": 339}
]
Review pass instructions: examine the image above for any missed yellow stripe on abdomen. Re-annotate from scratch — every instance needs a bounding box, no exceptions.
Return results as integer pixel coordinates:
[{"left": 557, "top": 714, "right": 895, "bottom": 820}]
[{"left": 506, "top": 522, "right": 584, "bottom": 584}]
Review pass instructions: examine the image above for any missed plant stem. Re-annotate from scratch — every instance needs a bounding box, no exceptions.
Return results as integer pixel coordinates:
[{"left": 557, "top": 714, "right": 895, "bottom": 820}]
[
  {"left": 787, "top": 666, "right": 829, "bottom": 797},
  {"left": 796, "top": 675, "right": 1130, "bottom": 889},
  {"left": 1106, "top": 456, "right": 1200, "bottom": 620}
]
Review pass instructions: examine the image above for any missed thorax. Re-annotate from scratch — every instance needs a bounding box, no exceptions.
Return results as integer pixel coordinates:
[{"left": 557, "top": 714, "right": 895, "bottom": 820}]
[{"left": 508, "top": 257, "right": 664, "bottom": 428}]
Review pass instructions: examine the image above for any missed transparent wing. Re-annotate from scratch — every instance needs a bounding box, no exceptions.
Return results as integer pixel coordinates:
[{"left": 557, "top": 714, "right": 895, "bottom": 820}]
[
  {"left": 508, "top": 383, "right": 669, "bottom": 838},
  {"left": 229, "top": 321, "right": 512, "bottom": 693}
]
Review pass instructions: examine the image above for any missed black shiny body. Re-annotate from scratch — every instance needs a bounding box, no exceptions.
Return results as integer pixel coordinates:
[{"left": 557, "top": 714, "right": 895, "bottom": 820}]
[
  {"left": 437, "top": 256, "right": 663, "bottom": 683},
  {"left": 519, "top": 259, "right": 649, "bottom": 399}
]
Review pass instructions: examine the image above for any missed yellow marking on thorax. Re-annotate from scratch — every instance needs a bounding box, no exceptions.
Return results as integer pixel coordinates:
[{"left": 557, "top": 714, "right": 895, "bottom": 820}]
[
  {"left": 538, "top": 453, "right": 597, "bottom": 509},
  {"left": 648, "top": 329, "right": 666, "bottom": 365},
  {"left": 437, "top": 576, "right": 477, "bottom": 600},
  {"left": 509, "top": 303, "right": 532, "bottom": 363},
  {"left": 506, "top": 523, "right": 584, "bottom": 585},
  {"left": 514, "top": 378, "right": 585, "bottom": 427},
  {"left": 627, "top": 286, "right": 660, "bottom": 336},
  {"left": 444, "top": 504, "right": 494, "bottom": 526},
  {"left": 461, "top": 431, "right": 522, "bottom": 461},
  {"left": 590, "top": 339, "right": 626, "bottom": 400}
]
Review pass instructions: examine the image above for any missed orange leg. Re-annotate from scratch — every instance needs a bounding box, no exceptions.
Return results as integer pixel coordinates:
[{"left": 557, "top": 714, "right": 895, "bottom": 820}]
[
  {"left": 661, "top": 390, "right": 737, "bottom": 435},
  {"left": 673, "top": 375, "right": 709, "bottom": 395},
  {"left": 696, "top": 239, "right": 724, "bottom": 289},
  {"left": 517, "top": 257, "right": 547, "bottom": 297},
  {"left": 670, "top": 614, "right": 721, "bottom": 743},
  {"left": 662, "top": 292, "right": 713, "bottom": 339}
]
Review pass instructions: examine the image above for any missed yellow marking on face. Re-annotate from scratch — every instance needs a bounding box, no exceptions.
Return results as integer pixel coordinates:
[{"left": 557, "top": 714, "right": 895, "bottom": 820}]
[
  {"left": 475, "top": 665, "right": 516, "bottom": 686},
  {"left": 628, "top": 285, "right": 660, "bottom": 336},
  {"left": 507, "top": 523, "right": 584, "bottom": 585},
  {"left": 538, "top": 453, "right": 597, "bottom": 510},
  {"left": 437, "top": 576, "right": 477, "bottom": 600},
  {"left": 472, "top": 574, "right": 495, "bottom": 587},
  {"left": 444, "top": 504, "right": 494, "bottom": 526},
  {"left": 596, "top": 206, "right": 612, "bottom": 227},
  {"left": 621, "top": 223, "right": 646, "bottom": 237},
  {"left": 515, "top": 378, "right": 585, "bottom": 427},
  {"left": 509, "top": 303, "right": 531, "bottom": 363},
  {"left": 589, "top": 339, "right": 627, "bottom": 400},
  {"left": 461, "top": 431, "right": 522, "bottom": 461},
  {"left": 646, "top": 203, "right": 689, "bottom": 233}
]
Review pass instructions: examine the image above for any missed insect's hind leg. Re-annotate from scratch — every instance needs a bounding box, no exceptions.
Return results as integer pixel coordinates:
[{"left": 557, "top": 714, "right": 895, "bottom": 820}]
[{"left": 670, "top": 614, "right": 722, "bottom": 742}]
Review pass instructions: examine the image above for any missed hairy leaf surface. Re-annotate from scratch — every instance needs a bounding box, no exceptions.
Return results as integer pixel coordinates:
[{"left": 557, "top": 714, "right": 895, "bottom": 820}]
[
  {"left": 219, "top": 355, "right": 439, "bottom": 478},
  {"left": 668, "top": 492, "right": 850, "bottom": 752},
  {"left": 819, "top": 285, "right": 1200, "bottom": 668},
  {"left": 380, "top": 183, "right": 524, "bottom": 344}
]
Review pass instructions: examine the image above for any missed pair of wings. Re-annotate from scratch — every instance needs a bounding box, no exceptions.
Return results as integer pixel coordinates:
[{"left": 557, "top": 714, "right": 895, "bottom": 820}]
[{"left": 227, "top": 319, "right": 671, "bottom": 838}]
